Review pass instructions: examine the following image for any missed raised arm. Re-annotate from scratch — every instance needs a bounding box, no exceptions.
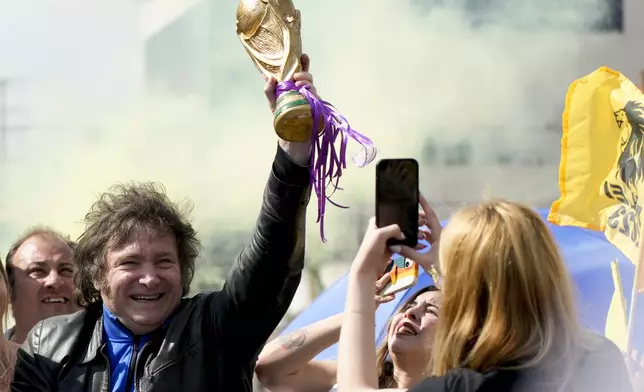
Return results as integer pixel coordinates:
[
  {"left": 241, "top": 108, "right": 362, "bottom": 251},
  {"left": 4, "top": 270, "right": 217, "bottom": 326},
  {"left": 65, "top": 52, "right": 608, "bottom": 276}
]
[
  {"left": 338, "top": 251, "right": 410, "bottom": 392},
  {"left": 255, "top": 273, "right": 395, "bottom": 391},
  {"left": 211, "top": 142, "right": 311, "bottom": 363},
  {"left": 208, "top": 54, "right": 319, "bottom": 365},
  {"left": 338, "top": 210, "right": 437, "bottom": 392}
]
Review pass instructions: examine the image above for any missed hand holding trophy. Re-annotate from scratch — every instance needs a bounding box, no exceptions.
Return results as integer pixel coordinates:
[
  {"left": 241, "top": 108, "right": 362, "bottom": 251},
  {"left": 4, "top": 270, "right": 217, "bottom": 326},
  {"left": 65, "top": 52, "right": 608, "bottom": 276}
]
[{"left": 236, "top": 0, "right": 377, "bottom": 241}]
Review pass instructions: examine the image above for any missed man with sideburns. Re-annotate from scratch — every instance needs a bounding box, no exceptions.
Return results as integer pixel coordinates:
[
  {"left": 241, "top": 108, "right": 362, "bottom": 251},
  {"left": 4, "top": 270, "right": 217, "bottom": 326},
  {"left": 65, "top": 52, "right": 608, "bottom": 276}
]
[{"left": 11, "top": 55, "right": 318, "bottom": 392}]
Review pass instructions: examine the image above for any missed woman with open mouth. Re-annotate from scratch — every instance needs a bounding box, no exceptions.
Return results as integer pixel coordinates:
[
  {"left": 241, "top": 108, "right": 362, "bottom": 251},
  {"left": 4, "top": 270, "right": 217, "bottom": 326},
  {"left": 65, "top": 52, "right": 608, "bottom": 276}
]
[
  {"left": 255, "top": 280, "right": 441, "bottom": 391},
  {"left": 255, "top": 195, "right": 442, "bottom": 391}
]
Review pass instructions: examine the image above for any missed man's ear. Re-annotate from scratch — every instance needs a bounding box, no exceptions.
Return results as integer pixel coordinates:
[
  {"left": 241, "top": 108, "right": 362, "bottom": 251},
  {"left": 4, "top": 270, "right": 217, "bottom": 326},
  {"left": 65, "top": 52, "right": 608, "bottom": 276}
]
[{"left": 92, "top": 277, "right": 102, "bottom": 292}]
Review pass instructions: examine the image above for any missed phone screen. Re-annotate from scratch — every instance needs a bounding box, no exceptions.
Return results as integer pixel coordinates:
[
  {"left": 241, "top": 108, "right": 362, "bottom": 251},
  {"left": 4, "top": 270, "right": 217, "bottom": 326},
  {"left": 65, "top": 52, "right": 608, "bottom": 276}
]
[{"left": 376, "top": 158, "right": 419, "bottom": 247}]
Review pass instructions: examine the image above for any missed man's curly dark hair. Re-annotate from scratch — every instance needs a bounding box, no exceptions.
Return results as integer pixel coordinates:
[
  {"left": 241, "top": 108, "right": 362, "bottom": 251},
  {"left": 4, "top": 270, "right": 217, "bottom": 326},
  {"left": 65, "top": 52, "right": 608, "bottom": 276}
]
[{"left": 73, "top": 182, "right": 202, "bottom": 308}]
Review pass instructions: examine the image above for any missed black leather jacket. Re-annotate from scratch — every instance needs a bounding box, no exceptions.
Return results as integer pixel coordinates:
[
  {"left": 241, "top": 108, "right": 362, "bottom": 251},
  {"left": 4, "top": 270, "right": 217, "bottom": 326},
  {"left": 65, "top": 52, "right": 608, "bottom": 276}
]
[{"left": 11, "top": 145, "right": 311, "bottom": 392}]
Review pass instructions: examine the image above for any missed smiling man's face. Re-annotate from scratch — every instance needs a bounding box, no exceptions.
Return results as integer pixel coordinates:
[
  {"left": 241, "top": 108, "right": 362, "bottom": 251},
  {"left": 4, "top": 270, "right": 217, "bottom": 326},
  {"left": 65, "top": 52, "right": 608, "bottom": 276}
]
[
  {"left": 101, "top": 226, "right": 182, "bottom": 335},
  {"left": 12, "top": 233, "right": 77, "bottom": 336}
]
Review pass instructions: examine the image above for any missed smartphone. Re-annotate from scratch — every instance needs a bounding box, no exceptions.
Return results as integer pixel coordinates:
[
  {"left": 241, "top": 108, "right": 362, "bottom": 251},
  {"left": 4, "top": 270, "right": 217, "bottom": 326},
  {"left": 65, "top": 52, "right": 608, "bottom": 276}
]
[
  {"left": 378, "top": 255, "right": 419, "bottom": 296},
  {"left": 375, "top": 158, "right": 419, "bottom": 247}
]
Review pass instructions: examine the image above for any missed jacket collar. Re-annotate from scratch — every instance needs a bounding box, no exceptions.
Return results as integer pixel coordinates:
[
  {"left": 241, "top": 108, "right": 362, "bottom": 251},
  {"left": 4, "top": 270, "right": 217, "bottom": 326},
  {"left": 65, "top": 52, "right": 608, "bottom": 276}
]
[
  {"left": 80, "top": 302, "right": 178, "bottom": 364},
  {"left": 81, "top": 315, "right": 105, "bottom": 364}
]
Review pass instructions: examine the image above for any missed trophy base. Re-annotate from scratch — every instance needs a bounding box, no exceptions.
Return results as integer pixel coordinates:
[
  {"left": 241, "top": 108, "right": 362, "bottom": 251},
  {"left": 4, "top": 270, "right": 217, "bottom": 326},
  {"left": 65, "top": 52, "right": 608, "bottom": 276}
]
[{"left": 273, "top": 90, "right": 313, "bottom": 142}]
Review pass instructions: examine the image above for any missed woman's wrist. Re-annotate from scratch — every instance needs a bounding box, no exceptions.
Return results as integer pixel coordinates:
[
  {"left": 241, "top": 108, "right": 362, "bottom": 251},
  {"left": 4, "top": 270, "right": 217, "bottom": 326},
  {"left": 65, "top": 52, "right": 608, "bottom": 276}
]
[
  {"left": 346, "top": 268, "right": 379, "bottom": 312},
  {"left": 349, "top": 257, "right": 379, "bottom": 279}
]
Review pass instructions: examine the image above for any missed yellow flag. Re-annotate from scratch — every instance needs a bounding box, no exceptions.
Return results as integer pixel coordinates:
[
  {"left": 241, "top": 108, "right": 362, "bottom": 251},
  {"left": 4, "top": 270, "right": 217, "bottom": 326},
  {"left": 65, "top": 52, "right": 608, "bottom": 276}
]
[
  {"left": 605, "top": 261, "right": 628, "bottom": 351},
  {"left": 549, "top": 67, "right": 644, "bottom": 269}
]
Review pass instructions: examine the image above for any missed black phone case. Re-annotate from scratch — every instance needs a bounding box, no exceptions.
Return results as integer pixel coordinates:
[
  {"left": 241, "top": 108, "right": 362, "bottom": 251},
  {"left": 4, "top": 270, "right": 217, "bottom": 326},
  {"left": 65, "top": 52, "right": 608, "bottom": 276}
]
[
  {"left": 386, "top": 234, "right": 417, "bottom": 248},
  {"left": 375, "top": 158, "right": 419, "bottom": 248}
]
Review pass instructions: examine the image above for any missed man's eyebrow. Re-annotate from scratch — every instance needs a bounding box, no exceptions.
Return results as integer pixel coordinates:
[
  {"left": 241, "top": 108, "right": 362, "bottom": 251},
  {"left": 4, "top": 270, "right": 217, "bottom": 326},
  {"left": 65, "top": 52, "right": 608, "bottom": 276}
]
[
  {"left": 114, "top": 251, "right": 141, "bottom": 261},
  {"left": 26, "top": 261, "right": 48, "bottom": 268}
]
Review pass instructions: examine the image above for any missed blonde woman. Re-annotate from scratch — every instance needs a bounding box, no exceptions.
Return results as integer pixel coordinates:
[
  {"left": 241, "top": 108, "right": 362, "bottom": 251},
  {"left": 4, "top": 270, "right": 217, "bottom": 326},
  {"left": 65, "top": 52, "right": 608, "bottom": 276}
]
[
  {"left": 0, "top": 257, "right": 19, "bottom": 391},
  {"left": 338, "top": 200, "right": 633, "bottom": 392}
]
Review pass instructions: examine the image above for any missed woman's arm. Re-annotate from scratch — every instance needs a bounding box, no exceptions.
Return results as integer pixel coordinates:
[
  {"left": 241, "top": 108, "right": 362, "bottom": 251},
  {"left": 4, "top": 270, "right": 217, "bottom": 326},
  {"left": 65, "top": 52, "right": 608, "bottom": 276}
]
[
  {"left": 337, "top": 220, "right": 404, "bottom": 392},
  {"left": 337, "top": 215, "right": 432, "bottom": 392},
  {"left": 255, "top": 314, "right": 342, "bottom": 391},
  {"left": 337, "top": 200, "right": 440, "bottom": 392},
  {"left": 256, "top": 273, "right": 395, "bottom": 391},
  {"left": 338, "top": 267, "right": 387, "bottom": 392}
]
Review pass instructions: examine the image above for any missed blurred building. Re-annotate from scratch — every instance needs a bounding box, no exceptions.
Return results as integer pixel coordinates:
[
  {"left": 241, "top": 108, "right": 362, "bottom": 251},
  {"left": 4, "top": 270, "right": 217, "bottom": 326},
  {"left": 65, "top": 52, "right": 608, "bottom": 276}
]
[
  {"left": 141, "top": 0, "right": 213, "bottom": 97},
  {"left": 415, "top": 0, "right": 642, "bottom": 211},
  {"left": 141, "top": 0, "right": 642, "bottom": 183},
  {"left": 0, "top": 1, "right": 146, "bottom": 166},
  {"left": 141, "top": 0, "right": 642, "bottom": 95},
  {"left": 142, "top": 0, "right": 245, "bottom": 105}
]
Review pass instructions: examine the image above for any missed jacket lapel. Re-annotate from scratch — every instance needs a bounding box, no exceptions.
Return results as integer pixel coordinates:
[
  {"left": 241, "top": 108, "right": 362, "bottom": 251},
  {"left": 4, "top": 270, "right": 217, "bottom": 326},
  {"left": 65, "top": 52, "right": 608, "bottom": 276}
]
[{"left": 80, "top": 314, "right": 104, "bottom": 365}]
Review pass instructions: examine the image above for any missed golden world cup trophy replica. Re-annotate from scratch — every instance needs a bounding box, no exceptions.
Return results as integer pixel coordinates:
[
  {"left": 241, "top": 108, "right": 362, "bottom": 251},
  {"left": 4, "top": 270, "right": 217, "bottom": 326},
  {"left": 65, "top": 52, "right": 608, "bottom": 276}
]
[
  {"left": 236, "top": 0, "right": 377, "bottom": 241},
  {"left": 236, "top": 0, "right": 308, "bottom": 142}
]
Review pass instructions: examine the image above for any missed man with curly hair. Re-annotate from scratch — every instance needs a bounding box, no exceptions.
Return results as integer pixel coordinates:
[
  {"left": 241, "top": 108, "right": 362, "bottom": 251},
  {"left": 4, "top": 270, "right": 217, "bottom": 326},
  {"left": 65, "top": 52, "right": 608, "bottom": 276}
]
[{"left": 12, "top": 56, "right": 317, "bottom": 392}]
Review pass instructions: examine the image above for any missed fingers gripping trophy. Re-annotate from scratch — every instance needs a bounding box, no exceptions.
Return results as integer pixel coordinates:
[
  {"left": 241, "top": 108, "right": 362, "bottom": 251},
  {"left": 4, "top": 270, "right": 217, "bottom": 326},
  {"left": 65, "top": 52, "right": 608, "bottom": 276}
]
[{"left": 236, "top": 0, "right": 377, "bottom": 241}]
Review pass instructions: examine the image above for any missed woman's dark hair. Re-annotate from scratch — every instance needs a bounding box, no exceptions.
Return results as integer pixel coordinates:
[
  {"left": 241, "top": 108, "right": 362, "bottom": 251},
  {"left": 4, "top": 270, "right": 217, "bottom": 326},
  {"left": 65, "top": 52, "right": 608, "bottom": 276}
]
[
  {"left": 376, "top": 285, "right": 440, "bottom": 388},
  {"left": 73, "top": 182, "right": 202, "bottom": 307}
]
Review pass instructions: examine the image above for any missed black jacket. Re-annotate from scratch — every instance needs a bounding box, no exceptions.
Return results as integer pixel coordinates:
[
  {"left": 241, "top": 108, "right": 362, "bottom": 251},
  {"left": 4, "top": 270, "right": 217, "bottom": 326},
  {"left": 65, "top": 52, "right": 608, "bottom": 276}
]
[{"left": 11, "top": 145, "right": 312, "bottom": 392}]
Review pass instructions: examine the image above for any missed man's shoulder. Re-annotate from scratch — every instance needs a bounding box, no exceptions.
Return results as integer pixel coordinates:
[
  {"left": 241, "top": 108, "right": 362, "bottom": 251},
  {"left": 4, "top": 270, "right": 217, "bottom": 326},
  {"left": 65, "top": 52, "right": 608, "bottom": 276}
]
[
  {"left": 174, "top": 291, "right": 223, "bottom": 315},
  {"left": 37, "top": 308, "right": 89, "bottom": 332},
  {"left": 24, "top": 308, "right": 93, "bottom": 361},
  {"left": 179, "top": 291, "right": 222, "bottom": 310},
  {"left": 166, "top": 292, "right": 224, "bottom": 333},
  {"left": 184, "top": 291, "right": 222, "bottom": 304}
]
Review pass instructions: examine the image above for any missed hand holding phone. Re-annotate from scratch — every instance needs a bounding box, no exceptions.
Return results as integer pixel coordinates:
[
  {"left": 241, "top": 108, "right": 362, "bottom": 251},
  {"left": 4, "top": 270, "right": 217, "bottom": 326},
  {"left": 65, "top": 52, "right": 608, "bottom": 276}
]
[{"left": 377, "top": 255, "right": 419, "bottom": 296}]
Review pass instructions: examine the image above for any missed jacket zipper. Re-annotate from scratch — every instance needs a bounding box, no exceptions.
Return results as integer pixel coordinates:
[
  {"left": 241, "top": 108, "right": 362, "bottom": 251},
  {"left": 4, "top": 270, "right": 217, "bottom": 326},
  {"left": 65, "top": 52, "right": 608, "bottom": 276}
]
[{"left": 125, "top": 337, "right": 140, "bottom": 392}]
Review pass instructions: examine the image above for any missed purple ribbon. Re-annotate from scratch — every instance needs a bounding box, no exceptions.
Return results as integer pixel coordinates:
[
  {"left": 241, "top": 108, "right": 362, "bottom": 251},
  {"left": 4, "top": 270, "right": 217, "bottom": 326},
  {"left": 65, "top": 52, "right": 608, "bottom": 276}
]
[{"left": 276, "top": 80, "right": 377, "bottom": 242}]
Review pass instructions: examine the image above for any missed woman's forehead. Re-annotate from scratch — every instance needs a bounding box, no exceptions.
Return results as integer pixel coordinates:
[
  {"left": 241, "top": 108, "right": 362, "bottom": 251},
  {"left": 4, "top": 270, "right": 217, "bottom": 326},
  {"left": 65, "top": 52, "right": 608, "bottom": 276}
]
[{"left": 414, "top": 290, "right": 441, "bottom": 304}]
